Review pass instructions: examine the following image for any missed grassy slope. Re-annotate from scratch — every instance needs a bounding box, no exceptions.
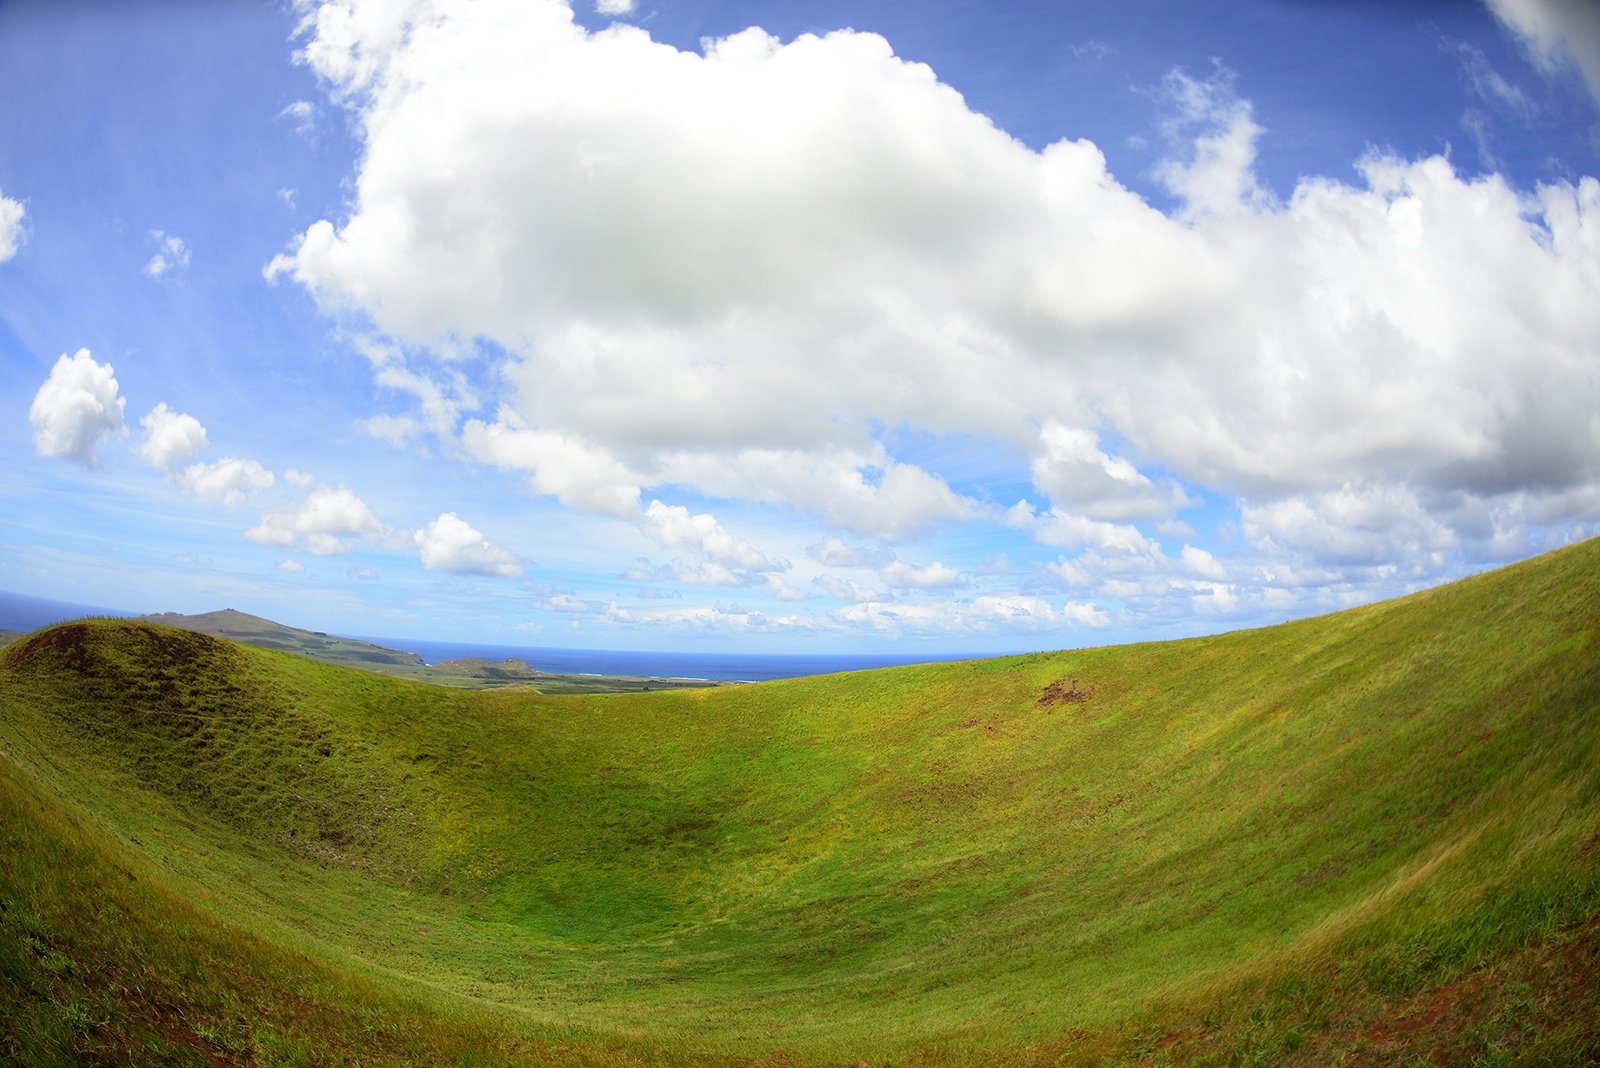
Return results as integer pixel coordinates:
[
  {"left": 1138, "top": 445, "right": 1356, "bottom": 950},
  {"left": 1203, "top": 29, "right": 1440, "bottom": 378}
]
[{"left": 2, "top": 539, "right": 1599, "bottom": 1065}]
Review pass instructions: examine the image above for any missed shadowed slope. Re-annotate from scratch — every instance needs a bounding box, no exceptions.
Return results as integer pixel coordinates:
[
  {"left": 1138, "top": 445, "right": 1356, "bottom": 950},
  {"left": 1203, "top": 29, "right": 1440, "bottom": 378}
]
[{"left": 2, "top": 539, "right": 1599, "bottom": 1065}]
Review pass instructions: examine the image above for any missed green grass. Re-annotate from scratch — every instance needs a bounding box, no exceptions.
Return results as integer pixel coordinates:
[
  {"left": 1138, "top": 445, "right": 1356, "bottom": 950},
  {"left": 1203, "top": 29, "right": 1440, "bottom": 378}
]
[{"left": 3, "top": 539, "right": 1600, "bottom": 1065}]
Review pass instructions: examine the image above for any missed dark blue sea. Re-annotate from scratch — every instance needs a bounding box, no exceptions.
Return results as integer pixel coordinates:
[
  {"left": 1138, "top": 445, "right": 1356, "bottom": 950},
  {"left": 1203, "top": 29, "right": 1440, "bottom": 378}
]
[
  {"left": 0, "top": 590, "right": 984, "bottom": 683},
  {"left": 0, "top": 590, "right": 135, "bottom": 631},
  {"left": 349, "top": 636, "right": 982, "bottom": 683}
]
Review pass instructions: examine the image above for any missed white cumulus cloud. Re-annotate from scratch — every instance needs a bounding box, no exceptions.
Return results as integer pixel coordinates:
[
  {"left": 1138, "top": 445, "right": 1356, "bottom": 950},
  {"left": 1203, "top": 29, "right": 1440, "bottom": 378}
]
[
  {"left": 176, "top": 458, "right": 276, "bottom": 504},
  {"left": 879, "top": 559, "right": 962, "bottom": 590},
  {"left": 139, "top": 403, "right": 209, "bottom": 471},
  {"left": 638, "top": 500, "right": 783, "bottom": 571},
  {"left": 245, "top": 484, "right": 386, "bottom": 555},
  {"left": 1031, "top": 422, "right": 1196, "bottom": 521},
  {"left": 30, "top": 349, "right": 126, "bottom": 465},
  {"left": 138, "top": 403, "right": 274, "bottom": 503},
  {"left": 414, "top": 512, "right": 523, "bottom": 577},
  {"left": 1180, "top": 544, "right": 1229, "bottom": 580}
]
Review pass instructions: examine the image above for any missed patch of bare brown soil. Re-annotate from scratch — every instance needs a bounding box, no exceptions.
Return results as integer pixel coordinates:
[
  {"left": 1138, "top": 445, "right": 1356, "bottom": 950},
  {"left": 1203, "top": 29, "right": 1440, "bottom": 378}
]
[{"left": 1037, "top": 679, "right": 1093, "bottom": 707}]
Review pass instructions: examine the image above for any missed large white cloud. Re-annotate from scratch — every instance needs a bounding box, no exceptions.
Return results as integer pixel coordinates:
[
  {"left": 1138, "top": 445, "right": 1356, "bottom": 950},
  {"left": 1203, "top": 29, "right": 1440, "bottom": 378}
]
[
  {"left": 274, "top": 0, "right": 1600, "bottom": 581},
  {"left": 415, "top": 511, "right": 523, "bottom": 577},
  {"left": 30, "top": 350, "right": 126, "bottom": 466}
]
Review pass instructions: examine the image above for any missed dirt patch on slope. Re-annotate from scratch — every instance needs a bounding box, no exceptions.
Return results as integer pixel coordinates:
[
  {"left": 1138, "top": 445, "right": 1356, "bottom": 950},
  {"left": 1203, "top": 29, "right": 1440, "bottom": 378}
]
[{"left": 1037, "top": 679, "right": 1093, "bottom": 707}]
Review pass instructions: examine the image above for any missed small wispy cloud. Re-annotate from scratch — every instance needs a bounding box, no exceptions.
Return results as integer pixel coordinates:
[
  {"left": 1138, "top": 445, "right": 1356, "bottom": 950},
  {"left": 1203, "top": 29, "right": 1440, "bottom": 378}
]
[
  {"left": 1447, "top": 39, "right": 1537, "bottom": 119},
  {"left": 0, "top": 190, "right": 25, "bottom": 262},
  {"left": 143, "top": 231, "right": 190, "bottom": 278},
  {"left": 279, "top": 100, "right": 316, "bottom": 136}
]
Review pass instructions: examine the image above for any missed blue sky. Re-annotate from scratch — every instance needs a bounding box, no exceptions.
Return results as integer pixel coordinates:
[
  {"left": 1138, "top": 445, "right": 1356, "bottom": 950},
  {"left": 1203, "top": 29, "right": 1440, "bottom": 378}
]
[{"left": 3, "top": 0, "right": 1598, "bottom": 653}]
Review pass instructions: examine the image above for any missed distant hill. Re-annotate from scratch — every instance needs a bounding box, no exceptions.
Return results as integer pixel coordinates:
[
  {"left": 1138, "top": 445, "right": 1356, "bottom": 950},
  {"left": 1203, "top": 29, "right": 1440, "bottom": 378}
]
[
  {"left": 1, "top": 539, "right": 1598, "bottom": 1065},
  {"left": 430, "top": 655, "right": 541, "bottom": 679},
  {"left": 135, "top": 608, "right": 733, "bottom": 694},
  {"left": 137, "top": 608, "right": 427, "bottom": 668}
]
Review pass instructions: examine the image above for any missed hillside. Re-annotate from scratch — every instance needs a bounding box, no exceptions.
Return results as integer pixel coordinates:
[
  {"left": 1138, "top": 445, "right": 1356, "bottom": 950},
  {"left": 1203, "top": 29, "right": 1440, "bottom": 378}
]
[
  {"left": 2, "top": 540, "right": 1599, "bottom": 1065},
  {"left": 135, "top": 608, "right": 734, "bottom": 694},
  {"left": 138, "top": 607, "right": 431, "bottom": 666}
]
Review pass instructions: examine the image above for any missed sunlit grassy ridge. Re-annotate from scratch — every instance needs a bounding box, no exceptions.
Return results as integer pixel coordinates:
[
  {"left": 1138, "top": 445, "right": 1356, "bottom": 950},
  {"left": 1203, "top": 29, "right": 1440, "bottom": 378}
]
[{"left": 2, "top": 539, "right": 1599, "bottom": 1065}]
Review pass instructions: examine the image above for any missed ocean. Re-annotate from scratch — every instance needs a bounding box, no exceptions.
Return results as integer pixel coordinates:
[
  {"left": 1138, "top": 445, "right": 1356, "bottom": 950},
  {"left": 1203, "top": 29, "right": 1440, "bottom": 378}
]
[
  {"left": 0, "top": 590, "right": 988, "bottom": 683},
  {"left": 348, "top": 636, "right": 984, "bottom": 683}
]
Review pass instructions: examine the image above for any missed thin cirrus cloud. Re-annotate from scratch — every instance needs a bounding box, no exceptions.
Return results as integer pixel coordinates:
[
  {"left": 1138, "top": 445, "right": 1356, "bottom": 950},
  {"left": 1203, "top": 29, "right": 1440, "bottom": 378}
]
[
  {"left": 813, "top": 574, "right": 892, "bottom": 603},
  {"left": 264, "top": 0, "right": 1600, "bottom": 597},
  {"left": 806, "top": 537, "right": 897, "bottom": 570}
]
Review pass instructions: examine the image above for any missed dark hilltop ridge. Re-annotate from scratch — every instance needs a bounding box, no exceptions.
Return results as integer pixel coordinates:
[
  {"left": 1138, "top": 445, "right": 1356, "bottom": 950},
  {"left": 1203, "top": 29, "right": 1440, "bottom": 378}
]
[
  {"left": 134, "top": 608, "right": 734, "bottom": 694},
  {"left": 137, "top": 608, "right": 427, "bottom": 667},
  {"left": 2, "top": 539, "right": 1599, "bottom": 1065}
]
